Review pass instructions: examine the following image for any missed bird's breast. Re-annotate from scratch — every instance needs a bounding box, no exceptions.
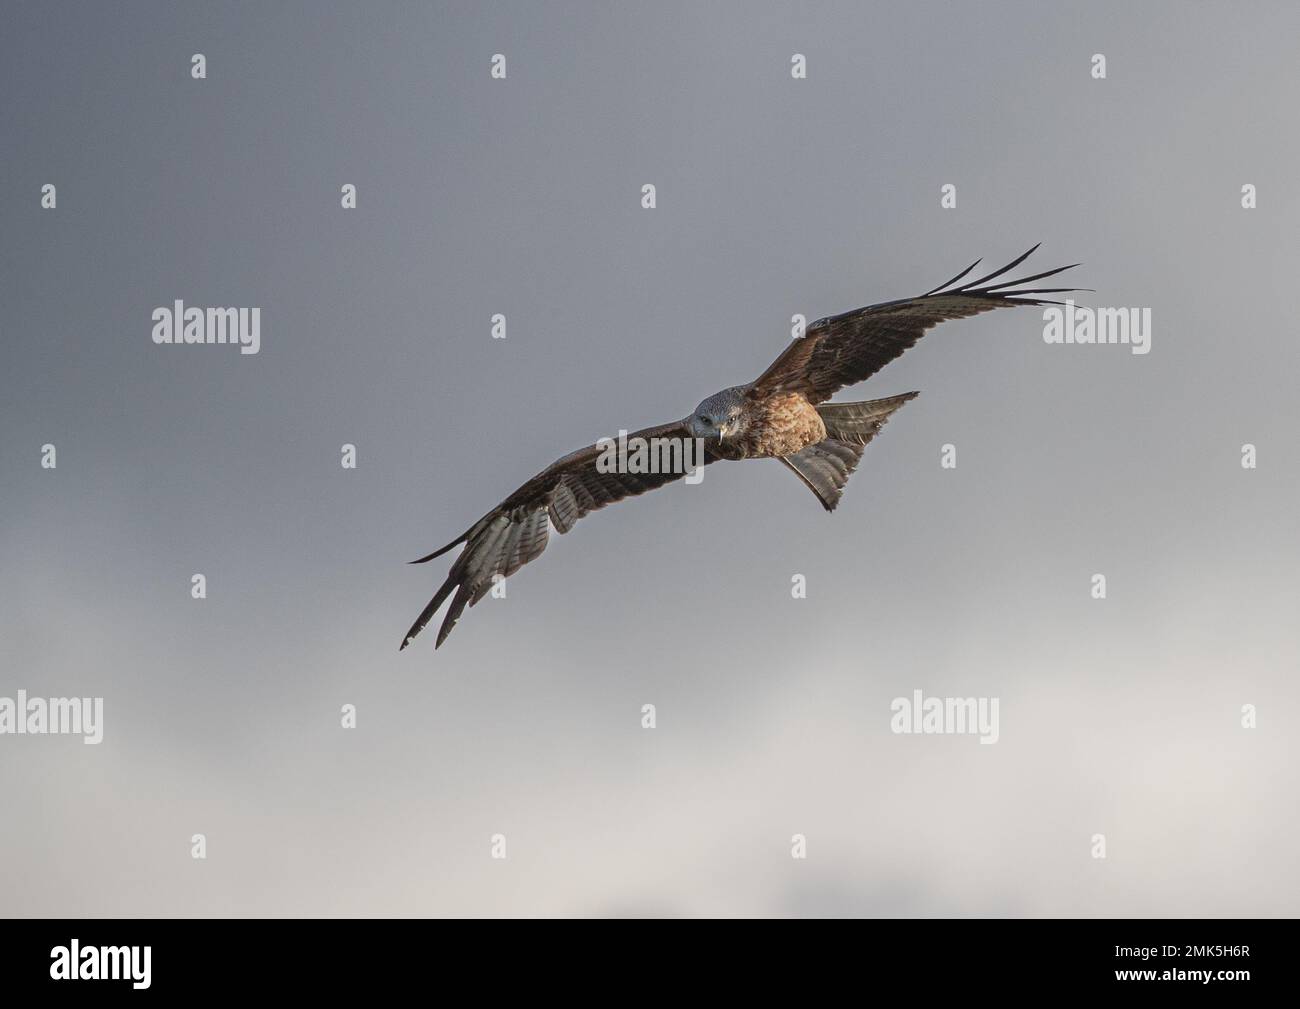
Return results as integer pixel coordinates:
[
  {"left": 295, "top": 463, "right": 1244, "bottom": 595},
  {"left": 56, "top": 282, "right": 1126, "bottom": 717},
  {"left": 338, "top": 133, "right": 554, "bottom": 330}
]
[{"left": 736, "top": 393, "right": 826, "bottom": 459}]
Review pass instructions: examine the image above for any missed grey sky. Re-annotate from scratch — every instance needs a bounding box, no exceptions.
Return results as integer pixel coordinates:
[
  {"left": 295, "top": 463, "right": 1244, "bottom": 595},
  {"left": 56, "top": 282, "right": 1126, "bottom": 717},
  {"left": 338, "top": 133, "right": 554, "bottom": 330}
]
[{"left": 1, "top": 1, "right": 1297, "bottom": 916}]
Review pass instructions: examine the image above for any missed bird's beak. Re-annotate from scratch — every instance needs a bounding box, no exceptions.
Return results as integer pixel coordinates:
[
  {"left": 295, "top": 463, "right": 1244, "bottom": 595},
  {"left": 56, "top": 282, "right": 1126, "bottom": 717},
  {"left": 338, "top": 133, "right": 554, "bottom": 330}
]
[{"left": 717, "top": 422, "right": 729, "bottom": 440}]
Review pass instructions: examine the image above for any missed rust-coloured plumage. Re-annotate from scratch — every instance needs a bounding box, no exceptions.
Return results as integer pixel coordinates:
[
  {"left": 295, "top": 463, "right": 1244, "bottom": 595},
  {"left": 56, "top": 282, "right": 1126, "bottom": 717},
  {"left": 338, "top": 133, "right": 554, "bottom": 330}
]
[
  {"left": 401, "top": 246, "right": 1083, "bottom": 650},
  {"left": 721, "top": 391, "right": 826, "bottom": 460}
]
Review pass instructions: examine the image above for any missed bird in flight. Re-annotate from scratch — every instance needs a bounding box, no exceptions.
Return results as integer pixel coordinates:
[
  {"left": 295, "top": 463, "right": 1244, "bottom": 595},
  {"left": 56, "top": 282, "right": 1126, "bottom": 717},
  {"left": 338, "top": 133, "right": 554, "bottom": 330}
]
[{"left": 402, "top": 246, "right": 1080, "bottom": 650}]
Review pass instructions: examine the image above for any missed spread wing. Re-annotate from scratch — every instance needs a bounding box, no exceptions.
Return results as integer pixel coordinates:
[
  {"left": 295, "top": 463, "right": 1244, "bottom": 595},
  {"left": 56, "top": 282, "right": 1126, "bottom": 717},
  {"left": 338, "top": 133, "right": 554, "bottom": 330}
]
[
  {"left": 750, "top": 245, "right": 1083, "bottom": 404},
  {"left": 401, "top": 419, "right": 715, "bottom": 650}
]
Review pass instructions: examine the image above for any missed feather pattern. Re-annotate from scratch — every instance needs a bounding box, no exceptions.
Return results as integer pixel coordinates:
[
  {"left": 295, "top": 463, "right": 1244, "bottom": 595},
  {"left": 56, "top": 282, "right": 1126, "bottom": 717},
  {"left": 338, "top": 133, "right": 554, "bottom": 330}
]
[
  {"left": 401, "top": 421, "right": 716, "bottom": 649},
  {"left": 749, "top": 245, "right": 1083, "bottom": 404}
]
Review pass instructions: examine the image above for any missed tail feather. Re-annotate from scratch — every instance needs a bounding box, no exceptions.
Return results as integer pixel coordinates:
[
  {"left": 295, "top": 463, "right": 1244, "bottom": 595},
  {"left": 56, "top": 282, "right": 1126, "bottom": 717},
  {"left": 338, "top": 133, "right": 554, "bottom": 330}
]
[
  {"left": 816, "top": 391, "right": 919, "bottom": 445},
  {"left": 777, "top": 392, "right": 918, "bottom": 512}
]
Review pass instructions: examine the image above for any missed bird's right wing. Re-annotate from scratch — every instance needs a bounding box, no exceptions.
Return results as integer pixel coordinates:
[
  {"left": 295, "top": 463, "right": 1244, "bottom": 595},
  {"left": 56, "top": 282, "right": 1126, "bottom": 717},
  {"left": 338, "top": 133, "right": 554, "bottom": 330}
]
[
  {"left": 401, "top": 419, "right": 715, "bottom": 650},
  {"left": 749, "top": 245, "right": 1083, "bottom": 404}
]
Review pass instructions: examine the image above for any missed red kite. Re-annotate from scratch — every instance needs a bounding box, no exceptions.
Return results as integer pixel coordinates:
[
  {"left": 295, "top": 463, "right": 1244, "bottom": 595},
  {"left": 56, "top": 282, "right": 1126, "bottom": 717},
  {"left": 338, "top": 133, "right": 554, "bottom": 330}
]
[{"left": 402, "top": 246, "right": 1080, "bottom": 650}]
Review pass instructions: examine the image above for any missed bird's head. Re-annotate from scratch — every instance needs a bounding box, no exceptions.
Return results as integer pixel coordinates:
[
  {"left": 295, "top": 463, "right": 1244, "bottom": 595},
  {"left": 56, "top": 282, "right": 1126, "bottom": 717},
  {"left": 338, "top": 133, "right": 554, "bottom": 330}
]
[{"left": 690, "top": 386, "right": 748, "bottom": 441}]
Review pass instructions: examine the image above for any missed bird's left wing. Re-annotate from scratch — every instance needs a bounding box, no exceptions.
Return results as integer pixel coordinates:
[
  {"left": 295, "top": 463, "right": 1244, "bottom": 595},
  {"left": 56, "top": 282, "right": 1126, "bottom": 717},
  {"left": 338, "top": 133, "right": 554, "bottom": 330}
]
[
  {"left": 749, "top": 245, "right": 1082, "bottom": 404},
  {"left": 401, "top": 419, "right": 714, "bottom": 650}
]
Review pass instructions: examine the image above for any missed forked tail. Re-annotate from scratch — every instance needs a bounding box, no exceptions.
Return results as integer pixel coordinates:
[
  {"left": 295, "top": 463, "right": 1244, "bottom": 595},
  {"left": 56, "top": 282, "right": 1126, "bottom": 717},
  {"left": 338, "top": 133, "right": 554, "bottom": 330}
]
[{"left": 777, "top": 392, "right": 918, "bottom": 511}]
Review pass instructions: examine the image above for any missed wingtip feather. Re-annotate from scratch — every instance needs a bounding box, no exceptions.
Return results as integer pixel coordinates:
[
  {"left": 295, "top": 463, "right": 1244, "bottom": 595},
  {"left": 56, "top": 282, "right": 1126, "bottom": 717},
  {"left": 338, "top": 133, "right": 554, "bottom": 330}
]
[{"left": 923, "top": 257, "right": 983, "bottom": 297}]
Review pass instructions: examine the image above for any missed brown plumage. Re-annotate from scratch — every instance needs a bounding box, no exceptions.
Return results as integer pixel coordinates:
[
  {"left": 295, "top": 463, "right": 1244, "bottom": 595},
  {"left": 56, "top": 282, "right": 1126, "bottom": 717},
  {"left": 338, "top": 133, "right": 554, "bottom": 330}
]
[{"left": 401, "top": 246, "right": 1082, "bottom": 650}]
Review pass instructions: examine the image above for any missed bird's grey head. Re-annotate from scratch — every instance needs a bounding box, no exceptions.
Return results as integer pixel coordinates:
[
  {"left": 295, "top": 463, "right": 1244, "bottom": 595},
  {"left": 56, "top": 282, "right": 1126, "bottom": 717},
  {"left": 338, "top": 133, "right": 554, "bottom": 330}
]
[{"left": 689, "top": 386, "right": 748, "bottom": 441}]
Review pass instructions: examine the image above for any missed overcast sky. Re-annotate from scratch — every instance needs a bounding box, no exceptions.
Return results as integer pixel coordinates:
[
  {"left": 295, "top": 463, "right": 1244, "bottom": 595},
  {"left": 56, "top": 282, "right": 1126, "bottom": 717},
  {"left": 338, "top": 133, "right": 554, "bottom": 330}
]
[{"left": 2, "top": 0, "right": 1297, "bottom": 916}]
